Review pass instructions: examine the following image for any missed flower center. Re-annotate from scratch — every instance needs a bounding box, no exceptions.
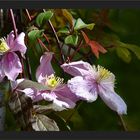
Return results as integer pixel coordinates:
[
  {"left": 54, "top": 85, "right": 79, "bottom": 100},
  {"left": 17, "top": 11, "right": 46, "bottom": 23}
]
[
  {"left": 0, "top": 38, "right": 9, "bottom": 53},
  {"left": 96, "top": 65, "right": 111, "bottom": 82},
  {"left": 45, "top": 74, "right": 63, "bottom": 88}
]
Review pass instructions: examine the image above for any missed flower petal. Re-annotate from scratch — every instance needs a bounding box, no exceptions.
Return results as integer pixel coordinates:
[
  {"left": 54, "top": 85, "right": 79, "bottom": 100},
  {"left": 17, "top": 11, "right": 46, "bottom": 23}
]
[
  {"left": 54, "top": 85, "right": 79, "bottom": 109},
  {"left": 10, "top": 78, "right": 24, "bottom": 91},
  {"left": 10, "top": 32, "right": 27, "bottom": 55},
  {"left": 36, "top": 52, "right": 54, "bottom": 83},
  {"left": 41, "top": 91, "right": 57, "bottom": 102},
  {"left": 61, "top": 60, "right": 93, "bottom": 76},
  {"left": 41, "top": 85, "right": 78, "bottom": 109},
  {"left": 100, "top": 73, "right": 115, "bottom": 92},
  {"left": 2, "top": 52, "right": 22, "bottom": 81},
  {"left": 6, "top": 31, "right": 15, "bottom": 47},
  {"left": 19, "top": 88, "right": 44, "bottom": 102},
  {"left": 98, "top": 87, "right": 127, "bottom": 115},
  {"left": 68, "top": 76, "right": 98, "bottom": 102}
]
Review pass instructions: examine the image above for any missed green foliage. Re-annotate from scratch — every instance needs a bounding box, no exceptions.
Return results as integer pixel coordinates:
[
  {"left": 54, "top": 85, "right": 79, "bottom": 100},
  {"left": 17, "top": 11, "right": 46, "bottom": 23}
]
[
  {"left": 116, "top": 47, "right": 131, "bottom": 63},
  {"left": 28, "top": 29, "right": 44, "bottom": 43},
  {"left": 36, "top": 11, "right": 53, "bottom": 27},
  {"left": 58, "top": 27, "right": 70, "bottom": 34},
  {"left": 65, "top": 34, "right": 79, "bottom": 46},
  {"left": 74, "top": 18, "right": 95, "bottom": 30}
]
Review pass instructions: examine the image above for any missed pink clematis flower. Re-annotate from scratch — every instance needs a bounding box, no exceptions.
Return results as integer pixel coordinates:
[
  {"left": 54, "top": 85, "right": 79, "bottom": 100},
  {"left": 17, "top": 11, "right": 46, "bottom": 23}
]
[
  {"left": 61, "top": 61, "right": 127, "bottom": 115},
  {"left": 13, "top": 52, "right": 78, "bottom": 110},
  {"left": 0, "top": 31, "right": 27, "bottom": 81}
]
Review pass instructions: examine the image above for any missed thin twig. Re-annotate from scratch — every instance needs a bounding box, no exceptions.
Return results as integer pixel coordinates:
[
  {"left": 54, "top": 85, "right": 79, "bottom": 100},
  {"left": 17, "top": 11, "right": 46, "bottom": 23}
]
[
  {"left": 9, "top": 9, "right": 18, "bottom": 37},
  {"left": 9, "top": 9, "right": 24, "bottom": 78},
  {"left": 66, "top": 101, "right": 83, "bottom": 123},
  {"left": 118, "top": 114, "right": 127, "bottom": 131},
  {"left": 48, "top": 20, "right": 65, "bottom": 64},
  {"left": 25, "top": 53, "right": 32, "bottom": 80},
  {"left": 0, "top": 9, "right": 4, "bottom": 28},
  {"left": 25, "top": 9, "right": 32, "bottom": 21},
  {"left": 43, "top": 9, "right": 65, "bottom": 63},
  {"left": 69, "top": 39, "right": 83, "bottom": 61}
]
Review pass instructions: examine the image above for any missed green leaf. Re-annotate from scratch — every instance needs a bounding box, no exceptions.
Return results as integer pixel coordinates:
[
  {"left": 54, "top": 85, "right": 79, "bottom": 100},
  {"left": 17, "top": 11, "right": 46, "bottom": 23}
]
[
  {"left": 36, "top": 11, "right": 53, "bottom": 27},
  {"left": 74, "top": 18, "right": 95, "bottom": 30},
  {"left": 65, "top": 35, "right": 79, "bottom": 46},
  {"left": 116, "top": 47, "right": 131, "bottom": 63},
  {"left": 122, "top": 44, "right": 140, "bottom": 60},
  {"left": 58, "top": 27, "right": 70, "bottom": 34},
  {"left": 31, "top": 114, "right": 59, "bottom": 131},
  {"left": 28, "top": 29, "right": 44, "bottom": 42}
]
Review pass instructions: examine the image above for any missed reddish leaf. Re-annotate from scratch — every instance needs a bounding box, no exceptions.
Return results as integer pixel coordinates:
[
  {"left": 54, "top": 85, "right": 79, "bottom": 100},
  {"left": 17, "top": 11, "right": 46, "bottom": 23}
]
[
  {"left": 81, "top": 31, "right": 107, "bottom": 58},
  {"left": 89, "top": 41, "right": 107, "bottom": 58},
  {"left": 81, "top": 31, "right": 90, "bottom": 44}
]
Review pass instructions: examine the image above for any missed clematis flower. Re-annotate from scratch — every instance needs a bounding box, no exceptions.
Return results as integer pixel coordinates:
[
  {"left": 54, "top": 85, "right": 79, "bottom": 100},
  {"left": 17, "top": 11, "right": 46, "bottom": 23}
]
[
  {"left": 61, "top": 61, "right": 127, "bottom": 115},
  {"left": 0, "top": 31, "right": 27, "bottom": 81},
  {"left": 13, "top": 52, "right": 78, "bottom": 110}
]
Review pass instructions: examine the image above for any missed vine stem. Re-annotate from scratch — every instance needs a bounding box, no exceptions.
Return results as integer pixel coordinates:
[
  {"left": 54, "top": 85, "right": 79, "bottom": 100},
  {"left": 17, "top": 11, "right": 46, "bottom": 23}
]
[
  {"left": 66, "top": 101, "right": 83, "bottom": 123},
  {"left": 9, "top": 9, "right": 24, "bottom": 78},
  {"left": 9, "top": 9, "right": 18, "bottom": 37},
  {"left": 43, "top": 9, "right": 65, "bottom": 64},
  {"left": 117, "top": 114, "right": 127, "bottom": 131}
]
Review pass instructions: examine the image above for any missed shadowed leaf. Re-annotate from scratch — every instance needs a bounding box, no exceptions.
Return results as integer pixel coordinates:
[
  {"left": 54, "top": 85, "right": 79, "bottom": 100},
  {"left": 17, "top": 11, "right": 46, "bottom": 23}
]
[
  {"left": 31, "top": 114, "right": 59, "bottom": 131},
  {"left": 62, "top": 9, "right": 73, "bottom": 28},
  {"left": 116, "top": 47, "right": 131, "bottom": 63}
]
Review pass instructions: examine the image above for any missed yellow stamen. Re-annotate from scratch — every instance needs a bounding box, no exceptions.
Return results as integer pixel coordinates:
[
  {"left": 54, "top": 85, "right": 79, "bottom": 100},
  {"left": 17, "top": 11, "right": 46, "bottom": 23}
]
[
  {"left": 45, "top": 74, "right": 63, "bottom": 88},
  {"left": 0, "top": 38, "right": 9, "bottom": 53},
  {"left": 96, "top": 65, "right": 111, "bottom": 82}
]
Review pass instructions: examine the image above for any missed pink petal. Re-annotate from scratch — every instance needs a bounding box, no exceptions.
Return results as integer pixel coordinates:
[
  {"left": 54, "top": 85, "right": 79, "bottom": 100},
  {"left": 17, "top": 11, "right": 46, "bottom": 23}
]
[
  {"left": 41, "top": 84, "right": 78, "bottom": 109},
  {"left": 6, "top": 31, "right": 15, "bottom": 47},
  {"left": 68, "top": 76, "right": 98, "bottom": 102},
  {"left": 41, "top": 91, "right": 57, "bottom": 101},
  {"left": 10, "top": 32, "right": 27, "bottom": 55},
  {"left": 98, "top": 87, "right": 127, "bottom": 115},
  {"left": 54, "top": 84, "right": 79, "bottom": 108},
  {"left": 100, "top": 73, "right": 115, "bottom": 92},
  {"left": 10, "top": 78, "right": 24, "bottom": 91},
  {"left": 36, "top": 52, "right": 54, "bottom": 83},
  {"left": 61, "top": 60, "right": 93, "bottom": 76},
  {"left": 2, "top": 52, "right": 22, "bottom": 81},
  {"left": 19, "top": 88, "right": 44, "bottom": 102}
]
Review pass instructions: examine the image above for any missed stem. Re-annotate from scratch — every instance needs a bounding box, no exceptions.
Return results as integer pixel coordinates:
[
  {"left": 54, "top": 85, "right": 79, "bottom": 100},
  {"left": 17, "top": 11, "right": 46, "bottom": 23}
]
[
  {"left": 117, "top": 114, "right": 127, "bottom": 131},
  {"left": 25, "top": 54, "right": 32, "bottom": 80},
  {"left": 43, "top": 9, "right": 65, "bottom": 63},
  {"left": 0, "top": 93, "right": 5, "bottom": 131},
  {"left": 9, "top": 9, "right": 18, "bottom": 37},
  {"left": 37, "top": 38, "right": 49, "bottom": 52},
  {"left": 25, "top": 9, "right": 32, "bottom": 21},
  {"left": 0, "top": 9, "right": 4, "bottom": 28},
  {"left": 69, "top": 39, "right": 83, "bottom": 61},
  {"left": 9, "top": 9, "right": 24, "bottom": 78},
  {"left": 66, "top": 101, "right": 83, "bottom": 123},
  {"left": 48, "top": 20, "right": 65, "bottom": 64}
]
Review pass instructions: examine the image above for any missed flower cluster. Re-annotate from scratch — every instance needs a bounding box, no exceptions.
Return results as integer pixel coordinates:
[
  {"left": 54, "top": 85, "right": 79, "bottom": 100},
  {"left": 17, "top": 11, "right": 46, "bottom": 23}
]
[
  {"left": 0, "top": 31, "right": 26, "bottom": 81},
  {"left": 0, "top": 31, "right": 127, "bottom": 116}
]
